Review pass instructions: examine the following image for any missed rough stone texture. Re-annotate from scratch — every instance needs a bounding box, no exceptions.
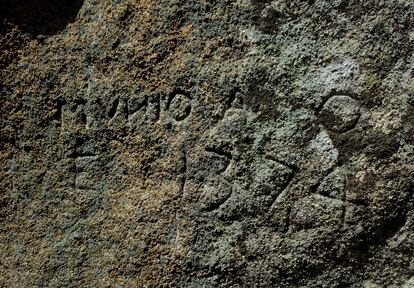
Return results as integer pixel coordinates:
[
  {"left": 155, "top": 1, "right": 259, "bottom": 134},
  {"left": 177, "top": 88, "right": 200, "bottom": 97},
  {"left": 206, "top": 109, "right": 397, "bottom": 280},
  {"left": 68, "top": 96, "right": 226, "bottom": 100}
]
[{"left": 1, "top": 0, "right": 413, "bottom": 287}]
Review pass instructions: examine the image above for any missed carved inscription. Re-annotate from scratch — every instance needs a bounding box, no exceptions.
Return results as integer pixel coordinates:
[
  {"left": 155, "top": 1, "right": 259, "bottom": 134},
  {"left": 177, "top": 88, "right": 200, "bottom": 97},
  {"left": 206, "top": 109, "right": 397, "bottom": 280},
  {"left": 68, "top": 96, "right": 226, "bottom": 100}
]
[
  {"left": 127, "top": 94, "right": 149, "bottom": 131},
  {"left": 107, "top": 97, "right": 128, "bottom": 131},
  {"left": 179, "top": 151, "right": 188, "bottom": 194},
  {"left": 66, "top": 151, "right": 100, "bottom": 192},
  {"left": 288, "top": 168, "right": 369, "bottom": 232},
  {"left": 61, "top": 100, "right": 89, "bottom": 133},
  {"left": 59, "top": 89, "right": 192, "bottom": 134},
  {"left": 74, "top": 155, "right": 99, "bottom": 190},
  {"left": 318, "top": 95, "right": 361, "bottom": 133},
  {"left": 200, "top": 146, "right": 233, "bottom": 211},
  {"left": 260, "top": 156, "right": 295, "bottom": 200},
  {"left": 289, "top": 194, "right": 344, "bottom": 231},
  {"left": 201, "top": 176, "right": 233, "bottom": 211},
  {"left": 167, "top": 92, "right": 192, "bottom": 121}
]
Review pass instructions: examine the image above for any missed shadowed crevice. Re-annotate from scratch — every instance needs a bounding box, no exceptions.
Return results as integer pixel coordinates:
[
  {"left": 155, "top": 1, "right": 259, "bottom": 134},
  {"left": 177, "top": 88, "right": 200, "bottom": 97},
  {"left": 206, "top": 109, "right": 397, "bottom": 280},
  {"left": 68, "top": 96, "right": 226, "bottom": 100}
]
[{"left": 0, "top": 0, "right": 84, "bottom": 36}]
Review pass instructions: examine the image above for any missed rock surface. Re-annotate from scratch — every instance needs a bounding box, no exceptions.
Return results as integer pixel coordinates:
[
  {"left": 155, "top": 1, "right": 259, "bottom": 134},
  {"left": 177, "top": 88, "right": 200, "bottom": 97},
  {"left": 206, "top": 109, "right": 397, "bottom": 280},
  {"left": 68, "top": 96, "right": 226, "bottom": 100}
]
[{"left": 1, "top": 0, "right": 413, "bottom": 287}]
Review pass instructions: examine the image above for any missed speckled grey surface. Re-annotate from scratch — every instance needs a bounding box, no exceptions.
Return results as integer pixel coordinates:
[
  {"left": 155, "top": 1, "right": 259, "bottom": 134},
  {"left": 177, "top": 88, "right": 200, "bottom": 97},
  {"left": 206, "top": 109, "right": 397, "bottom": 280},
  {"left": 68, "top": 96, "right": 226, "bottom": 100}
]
[{"left": 1, "top": 0, "right": 413, "bottom": 287}]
